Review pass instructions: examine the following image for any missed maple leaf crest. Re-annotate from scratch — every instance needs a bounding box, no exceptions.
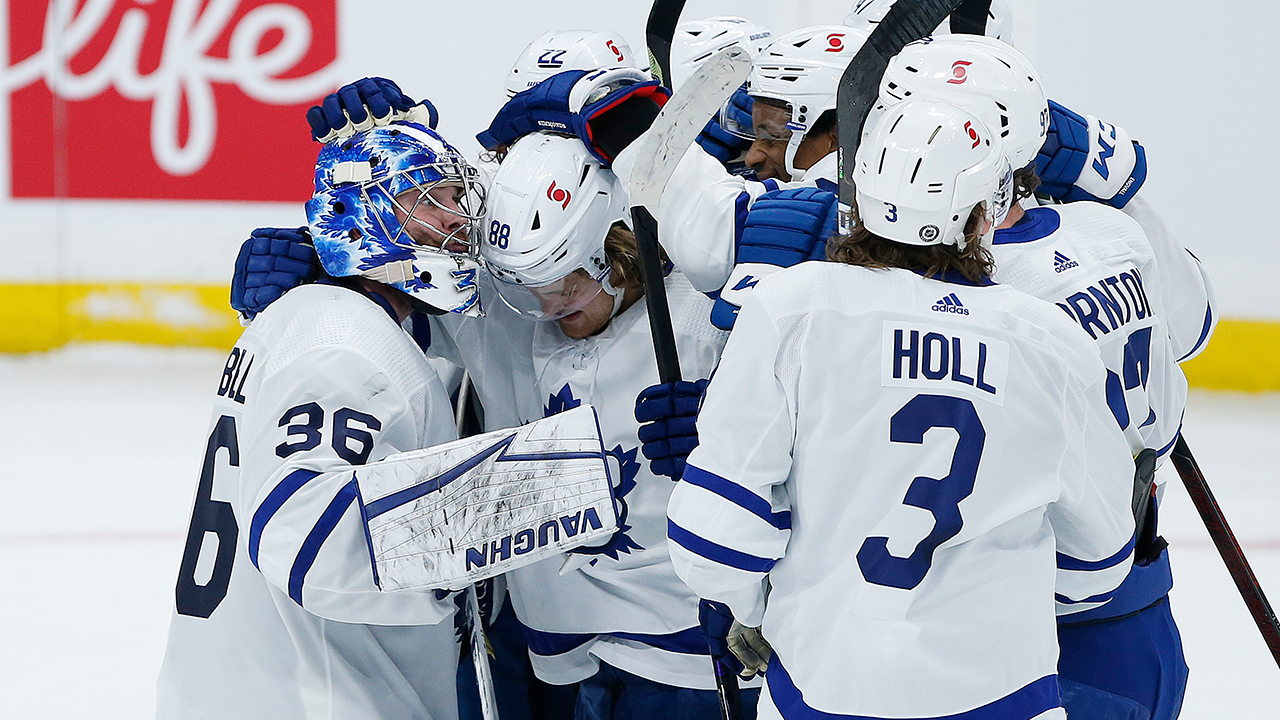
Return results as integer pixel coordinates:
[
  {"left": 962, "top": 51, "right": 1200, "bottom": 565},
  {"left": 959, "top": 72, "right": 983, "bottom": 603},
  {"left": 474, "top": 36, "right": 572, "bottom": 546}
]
[{"left": 544, "top": 383, "right": 582, "bottom": 417}]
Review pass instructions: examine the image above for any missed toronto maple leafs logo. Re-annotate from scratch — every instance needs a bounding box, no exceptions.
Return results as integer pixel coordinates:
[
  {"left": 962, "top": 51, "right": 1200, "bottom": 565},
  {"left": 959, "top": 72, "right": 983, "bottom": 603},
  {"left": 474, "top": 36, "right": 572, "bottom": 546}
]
[
  {"left": 573, "top": 444, "right": 645, "bottom": 562},
  {"left": 544, "top": 384, "right": 643, "bottom": 561},
  {"left": 544, "top": 383, "right": 582, "bottom": 417}
]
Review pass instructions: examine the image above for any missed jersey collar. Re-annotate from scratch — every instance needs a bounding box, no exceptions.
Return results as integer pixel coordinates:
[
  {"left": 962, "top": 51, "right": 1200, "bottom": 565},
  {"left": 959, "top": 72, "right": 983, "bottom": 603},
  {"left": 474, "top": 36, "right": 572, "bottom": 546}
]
[
  {"left": 993, "top": 206, "right": 1061, "bottom": 245},
  {"left": 911, "top": 268, "right": 996, "bottom": 287}
]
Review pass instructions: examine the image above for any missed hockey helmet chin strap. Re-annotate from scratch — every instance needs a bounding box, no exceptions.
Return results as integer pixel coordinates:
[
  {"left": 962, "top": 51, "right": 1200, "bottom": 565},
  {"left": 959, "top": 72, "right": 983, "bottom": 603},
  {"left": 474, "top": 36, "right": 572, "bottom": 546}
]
[{"left": 601, "top": 274, "right": 626, "bottom": 318}]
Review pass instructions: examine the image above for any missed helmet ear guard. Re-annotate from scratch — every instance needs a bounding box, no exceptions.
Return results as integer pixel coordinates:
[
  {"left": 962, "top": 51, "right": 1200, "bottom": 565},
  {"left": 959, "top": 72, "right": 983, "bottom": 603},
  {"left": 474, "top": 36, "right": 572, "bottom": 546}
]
[{"left": 306, "top": 122, "right": 486, "bottom": 317}]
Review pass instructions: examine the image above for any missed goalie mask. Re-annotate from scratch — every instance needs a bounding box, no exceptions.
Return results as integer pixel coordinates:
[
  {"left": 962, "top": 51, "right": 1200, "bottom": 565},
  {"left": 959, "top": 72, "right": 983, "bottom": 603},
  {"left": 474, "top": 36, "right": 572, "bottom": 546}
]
[
  {"left": 880, "top": 35, "right": 1048, "bottom": 171},
  {"left": 744, "top": 25, "right": 871, "bottom": 179},
  {"left": 505, "top": 30, "right": 636, "bottom": 98},
  {"left": 855, "top": 98, "right": 1013, "bottom": 250},
  {"left": 306, "top": 122, "right": 485, "bottom": 316},
  {"left": 482, "top": 134, "right": 628, "bottom": 322}
]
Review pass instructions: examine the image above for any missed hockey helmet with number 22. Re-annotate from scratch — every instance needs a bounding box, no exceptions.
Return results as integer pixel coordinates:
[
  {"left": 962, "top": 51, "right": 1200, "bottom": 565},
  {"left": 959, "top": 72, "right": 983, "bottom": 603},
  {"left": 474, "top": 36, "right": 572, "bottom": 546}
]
[
  {"left": 856, "top": 98, "right": 1013, "bottom": 250},
  {"left": 306, "top": 122, "right": 486, "bottom": 316},
  {"left": 505, "top": 30, "right": 635, "bottom": 98},
  {"left": 482, "top": 133, "right": 629, "bottom": 321}
]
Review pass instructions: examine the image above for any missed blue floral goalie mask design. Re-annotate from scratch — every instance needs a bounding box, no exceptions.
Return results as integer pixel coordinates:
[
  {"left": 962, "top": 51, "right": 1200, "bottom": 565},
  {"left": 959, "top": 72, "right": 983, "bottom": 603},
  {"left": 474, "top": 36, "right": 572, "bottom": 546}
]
[{"left": 306, "top": 122, "right": 486, "bottom": 316}]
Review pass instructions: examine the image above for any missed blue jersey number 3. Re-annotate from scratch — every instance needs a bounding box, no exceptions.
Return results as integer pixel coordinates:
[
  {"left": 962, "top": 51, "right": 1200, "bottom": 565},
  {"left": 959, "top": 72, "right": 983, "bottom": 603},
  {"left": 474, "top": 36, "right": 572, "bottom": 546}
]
[{"left": 857, "top": 394, "right": 986, "bottom": 590}]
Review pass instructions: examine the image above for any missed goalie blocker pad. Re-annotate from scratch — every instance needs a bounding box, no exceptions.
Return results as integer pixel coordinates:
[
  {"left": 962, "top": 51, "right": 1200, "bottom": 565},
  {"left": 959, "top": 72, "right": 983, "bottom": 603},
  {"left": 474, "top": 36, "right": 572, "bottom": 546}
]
[{"left": 358, "top": 405, "right": 617, "bottom": 591}]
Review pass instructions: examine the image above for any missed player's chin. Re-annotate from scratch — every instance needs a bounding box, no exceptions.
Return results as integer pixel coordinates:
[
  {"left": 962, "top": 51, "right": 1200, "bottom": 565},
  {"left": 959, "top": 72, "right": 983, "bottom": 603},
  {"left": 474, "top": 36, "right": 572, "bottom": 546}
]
[
  {"left": 752, "top": 163, "right": 788, "bottom": 182},
  {"left": 557, "top": 312, "right": 592, "bottom": 339}
]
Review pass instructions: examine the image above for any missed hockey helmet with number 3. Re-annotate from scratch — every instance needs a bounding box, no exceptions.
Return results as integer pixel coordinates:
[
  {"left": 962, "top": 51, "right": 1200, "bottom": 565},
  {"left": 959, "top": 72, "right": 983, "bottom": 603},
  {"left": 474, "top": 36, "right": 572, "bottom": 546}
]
[
  {"left": 482, "top": 133, "right": 629, "bottom": 321},
  {"left": 306, "top": 122, "right": 486, "bottom": 316},
  {"left": 747, "top": 25, "right": 870, "bottom": 178},
  {"left": 505, "top": 30, "right": 636, "bottom": 98},
  {"left": 856, "top": 98, "right": 1013, "bottom": 250},
  {"left": 879, "top": 35, "right": 1048, "bottom": 171}
]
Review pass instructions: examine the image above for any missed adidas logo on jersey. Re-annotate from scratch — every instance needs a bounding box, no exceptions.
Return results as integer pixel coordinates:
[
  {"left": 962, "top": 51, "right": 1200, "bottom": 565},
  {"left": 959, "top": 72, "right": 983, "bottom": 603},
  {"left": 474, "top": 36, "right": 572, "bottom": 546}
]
[
  {"left": 931, "top": 293, "right": 969, "bottom": 315},
  {"left": 1054, "top": 251, "right": 1079, "bottom": 274}
]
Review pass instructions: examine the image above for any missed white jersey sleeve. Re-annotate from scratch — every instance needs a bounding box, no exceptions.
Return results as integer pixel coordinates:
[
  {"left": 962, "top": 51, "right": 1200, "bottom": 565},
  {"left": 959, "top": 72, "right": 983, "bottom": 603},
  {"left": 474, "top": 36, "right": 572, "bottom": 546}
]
[
  {"left": 664, "top": 287, "right": 793, "bottom": 627},
  {"left": 1120, "top": 195, "right": 1218, "bottom": 361},
  {"left": 610, "top": 143, "right": 782, "bottom": 293}
]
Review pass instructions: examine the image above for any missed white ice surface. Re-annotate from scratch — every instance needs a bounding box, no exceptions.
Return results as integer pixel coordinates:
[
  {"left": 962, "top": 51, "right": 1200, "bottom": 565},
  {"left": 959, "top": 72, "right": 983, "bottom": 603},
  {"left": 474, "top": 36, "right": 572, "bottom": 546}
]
[{"left": 0, "top": 344, "right": 1276, "bottom": 719}]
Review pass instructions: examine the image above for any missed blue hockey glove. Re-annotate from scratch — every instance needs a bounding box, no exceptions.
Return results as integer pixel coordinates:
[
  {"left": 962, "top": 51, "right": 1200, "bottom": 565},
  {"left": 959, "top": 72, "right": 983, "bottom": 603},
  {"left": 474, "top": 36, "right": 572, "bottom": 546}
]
[
  {"left": 306, "top": 76, "right": 438, "bottom": 143},
  {"left": 700, "top": 600, "right": 747, "bottom": 677},
  {"left": 1035, "top": 99, "right": 1146, "bottom": 208},
  {"left": 711, "top": 187, "right": 837, "bottom": 330},
  {"left": 230, "top": 227, "right": 319, "bottom": 322},
  {"left": 634, "top": 378, "right": 708, "bottom": 480},
  {"left": 475, "top": 67, "right": 670, "bottom": 166},
  {"left": 696, "top": 86, "right": 754, "bottom": 170}
]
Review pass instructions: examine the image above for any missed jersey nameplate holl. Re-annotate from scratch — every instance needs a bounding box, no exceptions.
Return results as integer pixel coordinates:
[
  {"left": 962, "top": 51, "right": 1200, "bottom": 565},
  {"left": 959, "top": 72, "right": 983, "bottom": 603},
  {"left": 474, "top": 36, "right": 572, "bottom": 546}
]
[
  {"left": 881, "top": 320, "right": 1009, "bottom": 407},
  {"left": 357, "top": 404, "right": 616, "bottom": 591}
]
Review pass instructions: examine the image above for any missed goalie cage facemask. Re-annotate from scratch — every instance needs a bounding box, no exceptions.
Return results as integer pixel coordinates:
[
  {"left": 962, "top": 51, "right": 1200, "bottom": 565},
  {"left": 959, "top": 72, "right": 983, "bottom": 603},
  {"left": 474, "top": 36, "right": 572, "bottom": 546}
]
[{"left": 306, "top": 122, "right": 486, "bottom": 317}]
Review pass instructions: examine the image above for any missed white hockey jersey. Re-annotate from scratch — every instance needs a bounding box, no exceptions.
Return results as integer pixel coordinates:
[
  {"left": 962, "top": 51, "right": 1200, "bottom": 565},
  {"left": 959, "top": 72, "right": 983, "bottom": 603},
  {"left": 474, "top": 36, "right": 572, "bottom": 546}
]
[
  {"left": 992, "top": 203, "right": 1188, "bottom": 462},
  {"left": 156, "top": 283, "right": 460, "bottom": 720},
  {"left": 505, "top": 271, "right": 735, "bottom": 691},
  {"left": 669, "top": 263, "right": 1135, "bottom": 720},
  {"left": 430, "top": 274, "right": 542, "bottom": 430},
  {"left": 1119, "top": 195, "right": 1217, "bottom": 362}
]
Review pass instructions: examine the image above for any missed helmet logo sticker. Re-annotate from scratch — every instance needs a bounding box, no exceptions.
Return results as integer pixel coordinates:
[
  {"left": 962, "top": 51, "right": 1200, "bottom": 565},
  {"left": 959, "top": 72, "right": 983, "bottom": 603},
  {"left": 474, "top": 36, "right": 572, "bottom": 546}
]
[
  {"left": 537, "top": 50, "right": 567, "bottom": 68},
  {"left": 920, "top": 225, "right": 941, "bottom": 242},
  {"left": 964, "top": 121, "right": 981, "bottom": 149},
  {"left": 547, "top": 181, "right": 572, "bottom": 209},
  {"left": 825, "top": 33, "right": 846, "bottom": 52},
  {"left": 606, "top": 40, "right": 624, "bottom": 62},
  {"left": 948, "top": 60, "right": 972, "bottom": 85}
]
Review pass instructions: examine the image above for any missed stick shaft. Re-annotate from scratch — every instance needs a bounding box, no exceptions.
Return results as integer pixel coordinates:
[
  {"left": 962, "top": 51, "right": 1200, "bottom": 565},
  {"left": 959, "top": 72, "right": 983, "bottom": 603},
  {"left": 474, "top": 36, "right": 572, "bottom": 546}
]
[{"left": 1170, "top": 434, "right": 1280, "bottom": 669}]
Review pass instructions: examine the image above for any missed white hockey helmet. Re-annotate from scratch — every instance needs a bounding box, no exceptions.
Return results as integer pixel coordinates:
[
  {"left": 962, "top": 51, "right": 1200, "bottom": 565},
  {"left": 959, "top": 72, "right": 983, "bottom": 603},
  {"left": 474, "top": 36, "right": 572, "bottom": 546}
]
[
  {"left": 306, "top": 122, "right": 485, "bottom": 316},
  {"left": 843, "top": 0, "right": 1014, "bottom": 43},
  {"left": 670, "top": 16, "right": 774, "bottom": 91},
  {"left": 879, "top": 35, "right": 1047, "bottom": 171},
  {"left": 505, "top": 30, "right": 636, "bottom": 98},
  {"left": 482, "top": 133, "right": 629, "bottom": 321},
  {"left": 748, "top": 25, "right": 870, "bottom": 178},
  {"left": 855, "top": 98, "right": 1014, "bottom": 250}
]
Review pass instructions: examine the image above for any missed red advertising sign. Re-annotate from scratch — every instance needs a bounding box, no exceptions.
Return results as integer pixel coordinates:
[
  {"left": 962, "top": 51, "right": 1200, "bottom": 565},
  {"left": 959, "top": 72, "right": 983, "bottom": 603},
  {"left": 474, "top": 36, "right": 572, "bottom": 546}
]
[{"left": 6, "top": 0, "right": 339, "bottom": 201}]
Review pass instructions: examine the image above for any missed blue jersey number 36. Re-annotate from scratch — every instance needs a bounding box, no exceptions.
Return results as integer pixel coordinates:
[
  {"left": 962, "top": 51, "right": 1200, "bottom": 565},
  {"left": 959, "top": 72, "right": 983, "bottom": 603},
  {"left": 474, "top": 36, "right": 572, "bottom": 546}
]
[{"left": 856, "top": 394, "right": 986, "bottom": 590}]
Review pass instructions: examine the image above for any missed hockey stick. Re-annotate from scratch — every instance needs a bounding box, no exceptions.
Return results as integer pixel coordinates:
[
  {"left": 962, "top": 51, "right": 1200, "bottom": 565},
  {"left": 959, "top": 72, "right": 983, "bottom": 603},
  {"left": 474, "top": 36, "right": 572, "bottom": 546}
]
[
  {"left": 948, "top": 0, "right": 993, "bottom": 36},
  {"left": 836, "top": 0, "right": 965, "bottom": 235},
  {"left": 627, "top": 43, "right": 752, "bottom": 720},
  {"left": 632, "top": 0, "right": 691, "bottom": 385},
  {"left": 628, "top": 45, "right": 751, "bottom": 386},
  {"left": 457, "top": 373, "right": 502, "bottom": 720},
  {"left": 644, "top": 0, "right": 686, "bottom": 88},
  {"left": 1170, "top": 434, "right": 1280, "bottom": 670}
]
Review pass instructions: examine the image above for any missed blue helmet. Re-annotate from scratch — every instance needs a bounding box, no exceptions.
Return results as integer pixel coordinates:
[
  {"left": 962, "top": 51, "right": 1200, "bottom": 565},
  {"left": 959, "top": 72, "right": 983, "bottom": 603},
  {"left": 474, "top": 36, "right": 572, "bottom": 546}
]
[{"left": 305, "top": 122, "right": 485, "bottom": 316}]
